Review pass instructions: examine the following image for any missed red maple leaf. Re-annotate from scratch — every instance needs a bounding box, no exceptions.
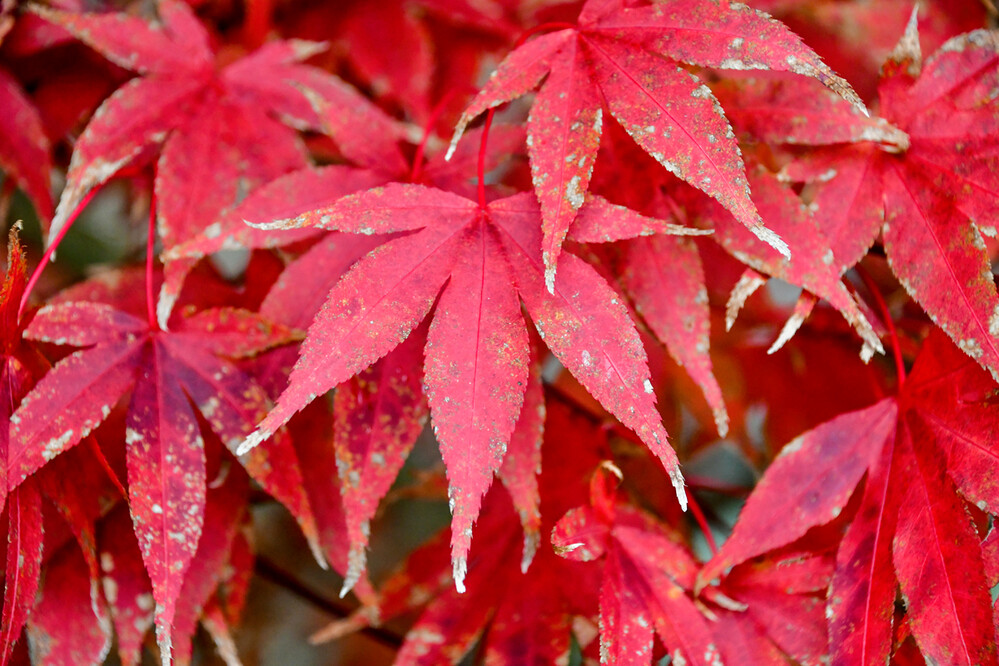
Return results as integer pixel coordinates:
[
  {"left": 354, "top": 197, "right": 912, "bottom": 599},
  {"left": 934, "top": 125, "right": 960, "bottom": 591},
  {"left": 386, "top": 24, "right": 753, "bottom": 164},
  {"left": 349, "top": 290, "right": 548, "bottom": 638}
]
[
  {"left": 240, "top": 183, "right": 697, "bottom": 591},
  {"left": 311, "top": 395, "right": 605, "bottom": 663},
  {"left": 701, "top": 331, "right": 999, "bottom": 665},
  {"left": 0, "top": 227, "right": 46, "bottom": 664},
  {"left": 447, "top": 0, "right": 869, "bottom": 289},
  {"left": 0, "top": 67, "right": 52, "bottom": 225},
  {"left": 8, "top": 291, "right": 313, "bottom": 662},
  {"left": 731, "top": 17, "right": 999, "bottom": 380},
  {"left": 28, "top": 0, "right": 400, "bottom": 324}
]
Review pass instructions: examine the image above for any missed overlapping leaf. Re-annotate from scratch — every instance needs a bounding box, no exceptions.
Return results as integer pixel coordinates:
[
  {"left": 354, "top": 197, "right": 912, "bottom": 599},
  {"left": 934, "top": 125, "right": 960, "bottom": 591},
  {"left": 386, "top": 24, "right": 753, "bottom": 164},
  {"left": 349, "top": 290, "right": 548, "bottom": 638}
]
[
  {"left": 741, "top": 20, "right": 999, "bottom": 379},
  {"left": 8, "top": 296, "right": 310, "bottom": 663},
  {"left": 702, "top": 332, "right": 999, "bottom": 665},
  {"left": 242, "top": 184, "right": 689, "bottom": 592},
  {"left": 0, "top": 67, "right": 52, "bottom": 225},
  {"left": 449, "top": 0, "right": 869, "bottom": 287},
  {"left": 311, "top": 396, "right": 604, "bottom": 664},
  {"left": 28, "top": 0, "right": 401, "bottom": 324}
]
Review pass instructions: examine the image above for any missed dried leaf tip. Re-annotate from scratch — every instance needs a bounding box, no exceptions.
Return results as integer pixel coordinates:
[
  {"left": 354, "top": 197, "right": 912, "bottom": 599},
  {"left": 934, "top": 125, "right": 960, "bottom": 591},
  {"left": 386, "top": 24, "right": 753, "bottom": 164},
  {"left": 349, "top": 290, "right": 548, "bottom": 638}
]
[
  {"left": 887, "top": 6, "right": 923, "bottom": 77},
  {"left": 339, "top": 545, "right": 366, "bottom": 598},
  {"left": 285, "top": 39, "right": 330, "bottom": 61},
  {"left": 156, "top": 627, "right": 172, "bottom": 666},
  {"left": 243, "top": 217, "right": 302, "bottom": 231},
  {"left": 521, "top": 531, "right": 539, "bottom": 574},
  {"left": 445, "top": 114, "right": 474, "bottom": 161},
  {"left": 444, "top": 128, "right": 464, "bottom": 162},
  {"left": 753, "top": 225, "right": 790, "bottom": 260},
  {"left": 309, "top": 539, "right": 330, "bottom": 572},
  {"left": 453, "top": 555, "right": 468, "bottom": 594},
  {"left": 670, "top": 466, "right": 687, "bottom": 512},
  {"left": 236, "top": 429, "right": 268, "bottom": 456}
]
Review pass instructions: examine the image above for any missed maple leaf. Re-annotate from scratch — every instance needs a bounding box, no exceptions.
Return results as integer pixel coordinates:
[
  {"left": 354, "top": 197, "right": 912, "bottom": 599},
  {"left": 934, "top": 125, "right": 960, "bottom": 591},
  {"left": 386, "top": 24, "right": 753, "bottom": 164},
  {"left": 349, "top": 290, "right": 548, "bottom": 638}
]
[
  {"left": 740, "top": 18, "right": 999, "bottom": 380},
  {"left": 0, "top": 66, "right": 53, "bottom": 225},
  {"left": 97, "top": 505, "right": 155, "bottom": 666},
  {"left": 701, "top": 331, "right": 999, "bottom": 665},
  {"left": 448, "top": 0, "right": 869, "bottom": 289},
  {"left": 0, "top": 227, "right": 46, "bottom": 664},
  {"left": 311, "top": 396, "right": 605, "bottom": 664},
  {"left": 707, "top": 167, "right": 883, "bottom": 355},
  {"left": 552, "top": 462, "right": 725, "bottom": 666},
  {"left": 26, "top": 538, "right": 112, "bottom": 665},
  {"left": 241, "top": 184, "right": 693, "bottom": 592},
  {"left": 751, "top": 0, "right": 988, "bottom": 101},
  {"left": 27, "top": 0, "right": 400, "bottom": 325},
  {"left": 7, "top": 296, "right": 309, "bottom": 664},
  {"left": 574, "top": 121, "right": 732, "bottom": 435}
]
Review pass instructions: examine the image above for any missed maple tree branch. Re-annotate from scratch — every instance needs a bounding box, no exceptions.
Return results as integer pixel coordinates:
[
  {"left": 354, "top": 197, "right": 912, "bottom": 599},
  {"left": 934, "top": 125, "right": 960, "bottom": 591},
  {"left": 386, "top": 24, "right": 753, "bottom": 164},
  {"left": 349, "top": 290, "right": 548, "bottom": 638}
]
[
  {"left": 253, "top": 556, "right": 404, "bottom": 650},
  {"left": 18, "top": 188, "right": 99, "bottom": 321},
  {"left": 855, "top": 265, "right": 906, "bottom": 385},
  {"left": 146, "top": 184, "right": 158, "bottom": 330}
]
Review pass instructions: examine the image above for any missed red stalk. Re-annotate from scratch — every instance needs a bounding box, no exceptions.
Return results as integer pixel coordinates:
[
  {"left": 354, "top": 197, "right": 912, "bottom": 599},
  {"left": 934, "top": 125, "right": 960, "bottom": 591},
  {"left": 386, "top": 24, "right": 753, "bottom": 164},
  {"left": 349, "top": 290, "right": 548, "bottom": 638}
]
[
  {"left": 18, "top": 189, "right": 99, "bottom": 322},
  {"left": 686, "top": 488, "right": 719, "bottom": 556},
  {"left": 855, "top": 265, "right": 906, "bottom": 386},
  {"left": 476, "top": 108, "right": 496, "bottom": 210},
  {"left": 410, "top": 92, "right": 455, "bottom": 183},
  {"left": 146, "top": 187, "right": 159, "bottom": 331}
]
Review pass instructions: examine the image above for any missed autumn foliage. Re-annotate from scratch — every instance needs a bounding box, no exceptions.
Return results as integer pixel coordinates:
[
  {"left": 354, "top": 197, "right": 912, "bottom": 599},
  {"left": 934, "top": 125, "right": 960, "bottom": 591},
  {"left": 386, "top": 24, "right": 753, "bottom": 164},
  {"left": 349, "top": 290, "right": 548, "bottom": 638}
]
[{"left": 2, "top": 0, "right": 999, "bottom": 663}]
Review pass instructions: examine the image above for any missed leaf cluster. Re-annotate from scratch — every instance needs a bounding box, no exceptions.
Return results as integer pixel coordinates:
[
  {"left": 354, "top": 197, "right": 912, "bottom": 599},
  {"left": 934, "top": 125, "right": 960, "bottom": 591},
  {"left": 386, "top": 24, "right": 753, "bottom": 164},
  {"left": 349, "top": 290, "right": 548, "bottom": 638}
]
[{"left": 1, "top": 0, "right": 998, "bottom": 664}]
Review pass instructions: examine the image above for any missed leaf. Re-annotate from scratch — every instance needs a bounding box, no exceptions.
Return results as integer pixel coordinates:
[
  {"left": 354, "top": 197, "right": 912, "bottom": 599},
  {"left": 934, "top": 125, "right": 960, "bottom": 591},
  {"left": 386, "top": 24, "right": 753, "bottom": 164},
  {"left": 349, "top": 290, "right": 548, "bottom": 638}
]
[
  {"left": 335, "top": 330, "right": 429, "bottom": 595},
  {"left": 497, "top": 351, "right": 545, "bottom": 571},
  {"left": 26, "top": 540, "right": 112, "bottom": 665},
  {"left": 451, "top": 0, "right": 866, "bottom": 282},
  {"left": 11, "top": 298, "right": 301, "bottom": 662},
  {"left": 701, "top": 331, "right": 999, "bottom": 664},
  {"left": 1, "top": 480, "right": 45, "bottom": 664},
  {"left": 315, "top": 402, "right": 603, "bottom": 663},
  {"left": 170, "top": 462, "right": 248, "bottom": 664},
  {"left": 425, "top": 220, "right": 530, "bottom": 591},
  {"left": 827, "top": 434, "right": 904, "bottom": 666},
  {"left": 97, "top": 506, "right": 155, "bottom": 666},
  {"left": 769, "top": 25, "right": 999, "bottom": 379},
  {"left": 0, "top": 67, "right": 53, "bottom": 224},
  {"left": 552, "top": 475, "right": 722, "bottom": 666},
  {"left": 710, "top": 168, "right": 882, "bottom": 354},
  {"left": 491, "top": 196, "right": 685, "bottom": 505},
  {"left": 244, "top": 185, "right": 684, "bottom": 591},
  {"left": 31, "top": 0, "right": 396, "bottom": 322},
  {"left": 125, "top": 339, "right": 207, "bottom": 661},
  {"left": 892, "top": 415, "right": 998, "bottom": 665}
]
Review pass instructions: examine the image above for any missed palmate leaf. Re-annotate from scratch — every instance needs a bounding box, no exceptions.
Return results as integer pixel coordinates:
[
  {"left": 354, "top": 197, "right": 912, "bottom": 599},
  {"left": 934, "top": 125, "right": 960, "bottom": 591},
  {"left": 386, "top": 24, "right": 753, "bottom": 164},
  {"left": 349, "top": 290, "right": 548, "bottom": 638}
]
[
  {"left": 0, "top": 228, "right": 47, "bottom": 664},
  {"left": 448, "top": 0, "right": 868, "bottom": 289},
  {"left": 27, "top": 0, "right": 401, "bottom": 325},
  {"left": 552, "top": 464, "right": 723, "bottom": 666},
  {"left": 242, "top": 185, "right": 690, "bottom": 592},
  {"left": 701, "top": 332, "right": 999, "bottom": 665},
  {"left": 750, "top": 19, "right": 999, "bottom": 380},
  {"left": 311, "top": 396, "right": 603, "bottom": 664},
  {"left": 8, "top": 299, "right": 308, "bottom": 664},
  {"left": 0, "top": 67, "right": 53, "bottom": 226}
]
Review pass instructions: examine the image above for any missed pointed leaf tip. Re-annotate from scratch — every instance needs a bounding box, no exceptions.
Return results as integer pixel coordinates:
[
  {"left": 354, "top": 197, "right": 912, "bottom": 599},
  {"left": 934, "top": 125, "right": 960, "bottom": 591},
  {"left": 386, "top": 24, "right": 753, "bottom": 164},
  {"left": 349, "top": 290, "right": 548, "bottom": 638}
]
[
  {"left": 340, "top": 545, "right": 366, "bottom": 598},
  {"left": 444, "top": 127, "right": 464, "bottom": 162},
  {"left": 671, "top": 467, "right": 687, "bottom": 511},
  {"left": 236, "top": 430, "right": 268, "bottom": 456},
  {"left": 453, "top": 556, "right": 467, "bottom": 594}
]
